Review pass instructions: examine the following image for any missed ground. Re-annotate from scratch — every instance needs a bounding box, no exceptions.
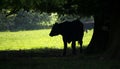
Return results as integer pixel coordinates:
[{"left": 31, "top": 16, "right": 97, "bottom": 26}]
[
  {"left": 0, "top": 29, "right": 120, "bottom": 69},
  {"left": 0, "top": 48, "right": 120, "bottom": 69}
]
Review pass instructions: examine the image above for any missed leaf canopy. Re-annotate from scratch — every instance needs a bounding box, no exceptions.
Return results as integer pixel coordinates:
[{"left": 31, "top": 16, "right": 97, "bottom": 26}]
[{"left": 0, "top": 0, "right": 110, "bottom": 16}]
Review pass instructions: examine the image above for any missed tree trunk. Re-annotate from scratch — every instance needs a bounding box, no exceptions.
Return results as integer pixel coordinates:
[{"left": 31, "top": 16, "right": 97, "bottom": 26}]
[
  {"left": 103, "top": 7, "right": 120, "bottom": 59},
  {"left": 86, "top": 12, "right": 109, "bottom": 54},
  {"left": 87, "top": 1, "right": 120, "bottom": 59}
]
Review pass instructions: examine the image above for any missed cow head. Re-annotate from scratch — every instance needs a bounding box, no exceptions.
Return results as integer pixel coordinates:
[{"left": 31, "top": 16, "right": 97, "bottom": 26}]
[{"left": 49, "top": 23, "right": 60, "bottom": 37}]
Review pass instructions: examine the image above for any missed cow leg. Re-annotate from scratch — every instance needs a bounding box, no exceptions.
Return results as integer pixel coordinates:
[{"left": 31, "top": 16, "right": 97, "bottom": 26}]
[
  {"left": 79, "top": 40, "right": 83, "bottom": 53},
  {"left": 72, "top": 41, "right": 76, "bottom": 55},
  {"left": 63, "top": 40, "right": 67, "bottom": 56}
]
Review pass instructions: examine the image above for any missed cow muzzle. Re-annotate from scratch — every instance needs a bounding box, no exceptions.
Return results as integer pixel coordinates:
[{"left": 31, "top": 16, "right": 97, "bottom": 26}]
[{"left": 49, "top": 33, "right": 53, "bottom": 37}]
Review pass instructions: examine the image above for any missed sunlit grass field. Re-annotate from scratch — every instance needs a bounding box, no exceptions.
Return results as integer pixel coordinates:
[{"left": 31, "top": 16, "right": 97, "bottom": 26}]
[
  {"left": 1, "top": 29, "right": 120, "bottom": 69},
  {"left": 0, "top": 29, "right": 93, "bottom": 50}
]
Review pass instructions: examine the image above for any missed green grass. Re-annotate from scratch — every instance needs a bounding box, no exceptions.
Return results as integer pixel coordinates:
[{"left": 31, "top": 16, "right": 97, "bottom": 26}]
[
  {"left": 0, "top": 29, "right": 92, "bottom": 50},
  {"left": 0, "top": 29, "right": 120, "bottom": 69},
  {"left": 0, "top": 29, "right": 93, "bottom": 50}
]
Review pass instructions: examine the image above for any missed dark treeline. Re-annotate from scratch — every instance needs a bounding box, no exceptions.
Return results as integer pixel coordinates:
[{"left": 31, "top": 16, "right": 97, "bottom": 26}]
[
  {"left": 0, "top": 9, "right": 94, "bottom": 31},
  {"left": 0, "top": 9, "right": 55, "bottom": 31}
]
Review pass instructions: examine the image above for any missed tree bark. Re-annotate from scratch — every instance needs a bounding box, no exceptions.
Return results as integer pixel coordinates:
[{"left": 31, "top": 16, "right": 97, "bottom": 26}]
[
  {"left": 103, "top": 7, "right": 120, "bottom": 59},
  {"left": 87, "top": 1, "right": 120, "bottom": 59},
  {"left": 86, "top": 12, "right": 109, "bottom": 53}
]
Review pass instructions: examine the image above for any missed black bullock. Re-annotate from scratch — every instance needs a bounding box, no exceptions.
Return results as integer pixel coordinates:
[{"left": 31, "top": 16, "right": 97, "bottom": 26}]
[{"left": 49, "top": 19, "right": 84, "bottom": 55}]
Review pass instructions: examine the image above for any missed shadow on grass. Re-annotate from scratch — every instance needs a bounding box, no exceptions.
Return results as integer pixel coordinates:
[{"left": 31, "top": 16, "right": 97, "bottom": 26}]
[
  {"left": 0, "top": 46, "right": 87, "bottom": 58},
  {"left": 1, "top": 46, "right": 120, "bottom": 69}
]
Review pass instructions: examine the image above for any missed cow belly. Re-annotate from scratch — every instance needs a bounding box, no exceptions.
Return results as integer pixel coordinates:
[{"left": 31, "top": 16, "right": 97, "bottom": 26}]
[{"left": 63, "top": 35, "right": 82, "bottom": 43}]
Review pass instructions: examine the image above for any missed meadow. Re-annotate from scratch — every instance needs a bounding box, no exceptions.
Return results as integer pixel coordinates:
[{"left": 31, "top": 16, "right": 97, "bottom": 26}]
[
  {"left": 0, "top": 29, "right": 120, "bottom": 69},
  {"left": 0, "top": 29, "right": 93, "bottom": 50}
]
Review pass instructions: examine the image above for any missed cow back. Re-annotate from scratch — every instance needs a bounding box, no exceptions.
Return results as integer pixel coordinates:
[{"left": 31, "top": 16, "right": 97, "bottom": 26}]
[{"left": 58, "top": 20, "right": 84, "bottom": 42}]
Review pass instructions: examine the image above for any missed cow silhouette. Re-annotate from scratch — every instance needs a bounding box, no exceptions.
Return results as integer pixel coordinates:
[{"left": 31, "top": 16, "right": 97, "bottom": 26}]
[{"left": 49, "top": 19, "right": 84, "bottom": 55}]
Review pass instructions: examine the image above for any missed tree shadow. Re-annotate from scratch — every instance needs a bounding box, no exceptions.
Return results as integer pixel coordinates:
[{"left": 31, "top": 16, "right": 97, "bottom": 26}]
[{"left": 0, "top": 46, "right": 87, "bottom": 58}]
